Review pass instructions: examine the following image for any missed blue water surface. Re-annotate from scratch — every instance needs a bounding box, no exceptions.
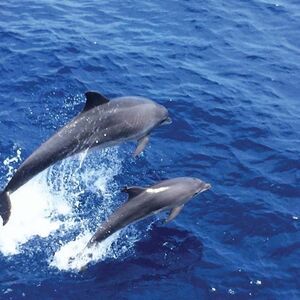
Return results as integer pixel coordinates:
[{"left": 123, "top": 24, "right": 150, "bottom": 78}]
[{"left": 0, "top": 0, "right": 300, "bottom": 299}]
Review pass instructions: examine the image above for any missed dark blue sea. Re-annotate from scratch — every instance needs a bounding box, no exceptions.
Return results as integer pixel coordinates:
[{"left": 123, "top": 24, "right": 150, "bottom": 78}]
[{"left": 0, "top": 0, "right": 299, "bottom": 299}]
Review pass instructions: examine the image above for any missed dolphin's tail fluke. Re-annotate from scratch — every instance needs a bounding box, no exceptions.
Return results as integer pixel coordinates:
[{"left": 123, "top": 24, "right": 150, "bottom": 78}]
[{"left": 0, "top": 191, "right": 11, "bottom": 226}]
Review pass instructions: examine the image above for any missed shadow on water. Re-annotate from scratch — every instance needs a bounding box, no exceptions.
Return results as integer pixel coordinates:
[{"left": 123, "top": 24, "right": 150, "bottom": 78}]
[
  {"left": 93, "top": 225, "right": 203, "bottom": 275},
  {"left": 81, "top": 226, "right": 204, "bottom": 294}
]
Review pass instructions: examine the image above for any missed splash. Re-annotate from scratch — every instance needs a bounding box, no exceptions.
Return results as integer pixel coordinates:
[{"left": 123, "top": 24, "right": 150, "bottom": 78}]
[
  {"left": 0, "top": 172, "right": 68, "bottom": 255},
  {"left": 0, "top": 147, "right": 66, "bottom": 255},
  {"left": 0, "top": 147, "right": 142, "bottom": 271},
  {"left": 50, "top": 147, "right": 140, "bottom": 271},
  {"left": 51, "top": 225, "right": 139, "bottom": 271},
  {"left": 2, "top": 146, "right": 22, "bottom": 181}
]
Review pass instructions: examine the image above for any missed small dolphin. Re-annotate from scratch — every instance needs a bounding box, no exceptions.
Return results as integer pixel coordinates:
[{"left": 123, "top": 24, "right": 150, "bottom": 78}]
[
  {"left": 0, "top": 91, "right": 171, "bottom": 225},
  {"left": 85, "top": 177, "right": 211, "bottom": 249}
]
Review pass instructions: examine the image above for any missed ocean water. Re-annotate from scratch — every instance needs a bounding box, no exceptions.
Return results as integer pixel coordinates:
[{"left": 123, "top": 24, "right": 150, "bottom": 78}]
[{"left": 0, "top": 0, "right": 299, "bottom": 298}]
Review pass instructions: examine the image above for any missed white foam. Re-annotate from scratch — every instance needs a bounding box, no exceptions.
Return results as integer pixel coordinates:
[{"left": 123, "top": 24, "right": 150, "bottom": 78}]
[
  {"left": 51, "top": 223, "right": 140, "bottom": 271},
  {"left": 51, "top": 229, "right": 122, "bottom": 271},
  {"left": 3, "top": 147, "right": 22, "bottom": 181},
  {"left": 0, "top": 165, "right": 70, "bottom": 255}
]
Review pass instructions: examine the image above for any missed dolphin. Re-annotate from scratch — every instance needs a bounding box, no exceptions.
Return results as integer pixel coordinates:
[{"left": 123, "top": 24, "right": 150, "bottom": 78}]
[
  {"left": 85, "top": 177, "right": 211, "bottom": 249},
  {"left": 0, "top": 91, "right": 171, "bottom": 225}
]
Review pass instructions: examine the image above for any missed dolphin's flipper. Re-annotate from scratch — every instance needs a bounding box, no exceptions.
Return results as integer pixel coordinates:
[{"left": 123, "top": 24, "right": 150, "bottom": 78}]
[
  {"left": 0, "top": 191, "right": 11, "bottom": 226},
  {"left": 83, "top": 91, "right": 110, "bottom": 112},
  {"left": 164, "top": 205, "right": 184, "bottom": 224},
  {"left": 134, "top": 135, "right": 149, "bottom": 157}
]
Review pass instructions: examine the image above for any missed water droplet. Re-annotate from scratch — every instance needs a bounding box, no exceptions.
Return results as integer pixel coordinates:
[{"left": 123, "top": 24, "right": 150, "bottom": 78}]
[{"left": 228, "top": 289, "right": 235, "bottom": 295}]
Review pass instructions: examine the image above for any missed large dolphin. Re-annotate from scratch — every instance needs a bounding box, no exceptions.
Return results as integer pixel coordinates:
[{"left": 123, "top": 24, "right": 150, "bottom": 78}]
[
  {"left": 85, "top": 177, "right": 211, "bottom": 249},
  {"left": 0, "top": 91, "right": 171, "bottom": 225}
]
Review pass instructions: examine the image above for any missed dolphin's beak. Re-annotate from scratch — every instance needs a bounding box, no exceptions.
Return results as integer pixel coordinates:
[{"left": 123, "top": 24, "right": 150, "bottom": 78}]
[
  {"left": 203, "top": 183, "right": 211, "bottom": 191},
  {"left": 161, "top": 117, "right": 172, "bottom": 125},
  {"left": 195, "top": 183, "right": 211, "bottom": 196}
]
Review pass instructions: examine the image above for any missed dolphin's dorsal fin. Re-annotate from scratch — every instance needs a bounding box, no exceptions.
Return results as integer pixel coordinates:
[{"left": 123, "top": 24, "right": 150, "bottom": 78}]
[
  {"left": 122, "top": 186, "right": 146, "bottom": 200},
  {"left": 83, "top": 91, "right": 109, "bottom": 112}
]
